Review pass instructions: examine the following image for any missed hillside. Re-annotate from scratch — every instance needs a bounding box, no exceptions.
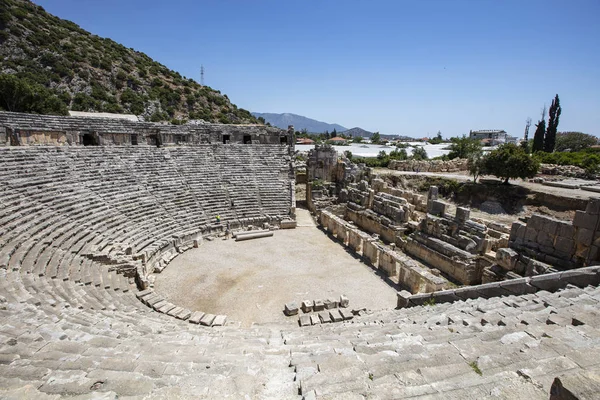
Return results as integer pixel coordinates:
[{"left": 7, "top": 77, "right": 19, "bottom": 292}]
[
  {"left": 0, "top": 0, "right": 258, "bottom": 124},
  {"left": 252, "top": 112, "right": 347, "bottom": 133},
  {"left": 342, "top": 127, "right": 373, "bottom": 138}
]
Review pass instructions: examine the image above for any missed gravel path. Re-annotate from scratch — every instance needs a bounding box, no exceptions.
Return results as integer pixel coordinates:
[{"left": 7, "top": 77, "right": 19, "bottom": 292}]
[{"left": 154, "top": 209, "right": 397, "bottom": 327}]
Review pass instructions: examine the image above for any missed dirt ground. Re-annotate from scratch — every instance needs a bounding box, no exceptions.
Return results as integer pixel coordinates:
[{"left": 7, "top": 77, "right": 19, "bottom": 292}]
[{"left": 153, "top": 208, "right": 397, "bottom": 327}]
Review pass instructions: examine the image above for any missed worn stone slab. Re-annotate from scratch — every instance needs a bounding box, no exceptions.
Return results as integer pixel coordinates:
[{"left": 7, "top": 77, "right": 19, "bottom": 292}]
[
  {"left": 408, "top": 293, "right": 433, "bottom": 306},
  {"left": 176, "top": 309, "right": 192, "bottom": 320},
  {"left": 212, "top": 315, "right": 227, "bottom": 326},
  {"left": 529, "top": 274, "right": 568, "bottom": 292},
  {"left": 318, "top": 311, "right": 332, "bottom": 323},
  {"left": 431, "top": 289, "right": 460, "bottom": 304},
  {"left": 166, "top": 306, "right": 184, "bottom": 317},
  {"left": 329, "top": 309, "right": 343, "bottom": 322},
  {"left": 339, "top": 308, "right": 354, "bottom": 320},
  {"left": 188, "top": 311, "right": 204, "bottom": 324},
  {"left": 200, "top": 313, "right": 216, "bottom": 326},
  {"left": 135, "top": 289, "right": 153, "bottom": 299},
  {"left": 498, "top": 279, "right": 538, "bottom": 295},
  {"left": 310, "top": 314, "right": 321, "bottom": 325},
  {"left": 299, "top": 315, "right": 311, "bottom": 327},
  {"left": 559, "top": 270, "right": 600, "bottom": 288}
]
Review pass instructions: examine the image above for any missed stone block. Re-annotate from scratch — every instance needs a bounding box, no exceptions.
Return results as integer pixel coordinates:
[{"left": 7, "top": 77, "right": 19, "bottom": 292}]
[
  {"left": 301, "top": 300, "right": 313, "bottom": 313},
  {"left": 339, "top": 308, "right": 353, "bottom": 320},
  {"left": 529, "top": 273, "right": 567, "bottom": 292},
  {"left": 558, "top": 222, "right": 575, "bottom": 238},
  {"left": 313, "top": 299, "right": 325, "bottom": 311},
  {"left": 200, "top": 313, "right": 216, "bottom": 326},
  {"left": 496, "top": 248, "right": 519, "bottom": 271},
  {"left": 524, "top": 227, "right": 538, "bottom": 243},
  {"left": 498, "top": 279, "right": 538, "bottom": 295},
  {"left": 318, "top": 311, "right": 332, "bottom": 323},
  {"left": 510, "top": 221, "right": 526, "bottom": 240},
  {"left": 453, "top": 286, "right": 480, "bottom": 300},
  {"left": 396, "top": 290, "right": 412, "bottom": 308},
  {"left": 299, "top": 315, "right": 311, "bottom": 327},
  {"left": 541, "top": 218, "right": 559, "bottom": 236},
  {"left": 550, "top": 370, "right": 600, "bottom": 400},
  {"left": 310, "top": 314, "right": 320, "bottom": 325},
  {"left": 474, "top": 282, "right": 511, "bottom": 299},
  {"left": 554, "top": 236, "right": 575, "bottom": 254},
  {"left": 573, "top": 210, "right": 599, "bottom": 230},
  {"left": 455, "top": 207, "right": 470, "bottom": 223},
  {"left": 329, "top": 310, "right": 343, "bottom": 322},
  {"left": 526, "top": 259, "right": 553, "bottom": 276},
  {"left": 324, "top": 299, "right": 338, "bottom": 309},
  {"left": 428, "top": 186, "right": 439, "bottom": 201},
  {"left": 284, "top": 302, "right": 299, "bottom": 316},
  {"left": 528, "top": 214, "right": 544, "bottom": 231},
  {"left": 585, "top": 199, "right": 600, "bottom": 215},
  {"left": 212, "top": 315, "right": 227, "bottom": 326},
  {"left": 189, "top": 311, "right": 204, "bottom": 324},
  {"left": 536, "top": 231, "right": 555, "bottom": 247},
  {"left": 431, "top": 289, "right": 459, "bottom": 304},
  {"left": 429, "top": 200, "right": 447, "bottom": 216},
  {"left": 339, "top": 295, "right": 349, "bottom": 308},
  {"left": 577, "top": 228, "right": 594, "bottom": 247},
  {"left": 408, "top": 293, "right": 433, "bottom": 306},
  {"left": 559, "top": 269, "right": 600, "bottom": 288}
]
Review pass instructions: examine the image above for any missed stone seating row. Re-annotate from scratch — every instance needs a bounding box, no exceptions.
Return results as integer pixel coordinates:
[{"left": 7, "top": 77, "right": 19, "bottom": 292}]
[{"left": 136, "top": 289, "right": 227, "bottom": 327}]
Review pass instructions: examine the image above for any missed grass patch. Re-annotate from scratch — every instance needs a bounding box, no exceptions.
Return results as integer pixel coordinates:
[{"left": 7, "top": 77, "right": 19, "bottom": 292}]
[{"left": 469, "top": 361, "right": 482, "bottom": 376}]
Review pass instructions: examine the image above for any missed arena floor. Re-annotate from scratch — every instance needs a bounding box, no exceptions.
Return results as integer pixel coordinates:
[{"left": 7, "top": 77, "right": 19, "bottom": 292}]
[{"left": 154, "top": 208, "right": 398, "bottom": 327}]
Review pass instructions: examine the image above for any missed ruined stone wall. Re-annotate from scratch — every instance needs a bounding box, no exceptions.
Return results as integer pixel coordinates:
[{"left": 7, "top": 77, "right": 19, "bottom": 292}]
[
  {"left": 319, "top": 210, "right": 449, "bottom": 293},
  {"left": 0, "top": 111, "right": 292, "bottom": 147},
  {"left": 388, "top": 158, "right": 468, "bottom": 173},
  {"left": 508, "top": 199, "right": 600, "bottom": 271},
  {"left": 306, "top": 144, "right": 338, "bottom": 182}
]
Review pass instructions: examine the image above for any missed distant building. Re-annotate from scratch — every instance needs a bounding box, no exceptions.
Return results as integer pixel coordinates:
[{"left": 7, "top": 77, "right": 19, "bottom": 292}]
[
  {"left": 328, "top": 137, "right": 347, "bottom": 145},
  {"left": 469, "top": 129, "right": 507, "bottom": 146},
  {"left": 296, "top": 138, "right": 315, "bottom": 145}
]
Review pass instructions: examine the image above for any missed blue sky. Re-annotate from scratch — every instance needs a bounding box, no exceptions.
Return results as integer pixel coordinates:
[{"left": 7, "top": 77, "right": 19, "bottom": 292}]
[{"left": 36, "top": 0, "right": 600, "bottom": 137}]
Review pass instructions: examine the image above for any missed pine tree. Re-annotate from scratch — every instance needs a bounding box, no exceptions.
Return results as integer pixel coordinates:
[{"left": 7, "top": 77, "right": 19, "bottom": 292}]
[{"left": 544, "top": 94, "right": 561, "bottom": 153}]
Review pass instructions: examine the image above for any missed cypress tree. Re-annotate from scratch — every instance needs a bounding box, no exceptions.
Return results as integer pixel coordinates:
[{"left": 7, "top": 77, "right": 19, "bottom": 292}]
[
  {"left": 532, "top": 119, "right": 546, "bottom": 153},
  {"left": 544, "top": 94, "right": 561, "bottom": 153}
]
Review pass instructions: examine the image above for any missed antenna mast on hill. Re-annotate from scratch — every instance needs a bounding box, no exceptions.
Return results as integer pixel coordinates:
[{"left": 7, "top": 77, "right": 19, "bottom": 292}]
[{"left": 200, "top": 65, "right": 205, "bottom": 87}]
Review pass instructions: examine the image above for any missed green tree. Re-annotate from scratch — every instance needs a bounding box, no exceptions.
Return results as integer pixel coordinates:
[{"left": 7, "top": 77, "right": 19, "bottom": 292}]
[
  {"left": 532, "top": 118, "right": 546, "bottom": 153},
  {"left": 544, "top": 94, "right": 561, "bottom": 153},
  {"left": 352, "top": 136, "right": 363, "bottom": 143},
  {"left": 447, "top": 135, "right": 483, "bottom": 160},
  {"left": 467, "top": 152, "right": 486, "bottom": 183},
  {"left": 0, "top": 74, "right": 33, "bottom": 112},
  {"left": 555, "top": 132, "right": 598, "bottom": 152},
  {"left": 411, "top": 146, "right": 428, "bottom": 160},
  {"left": 483, "top": 143, "right": 539, "bottom": 184},
  {"left": 389, "top": 148, "right": 408, "bottom": 160},
  {"left": 331, "top": 128, "right": 337, "bottom": 138},
  {"left": 371, "top": 132, "right": 381, "bottom": 144},
  {"left": 429, "top": 131, "right": 443, "bottom": 144}
]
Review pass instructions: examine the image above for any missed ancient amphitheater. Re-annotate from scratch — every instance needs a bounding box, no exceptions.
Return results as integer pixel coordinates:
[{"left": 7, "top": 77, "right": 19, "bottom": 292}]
[{"left": 1, "top": 111, "right": 599, "bottom": 399}]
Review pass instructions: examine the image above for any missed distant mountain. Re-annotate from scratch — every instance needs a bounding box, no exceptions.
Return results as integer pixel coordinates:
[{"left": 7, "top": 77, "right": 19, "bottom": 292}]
[
  {"left": 252, "top": 112, "right": 346, "bottom": 133},
  {"left": 342, "top": 127, "right": 373, "bottom": 138}
]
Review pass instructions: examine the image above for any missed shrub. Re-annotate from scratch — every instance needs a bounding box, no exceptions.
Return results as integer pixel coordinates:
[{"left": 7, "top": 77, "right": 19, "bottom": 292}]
[{"left": 484, "top": 143, "right": 539, "bottom": 184}]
